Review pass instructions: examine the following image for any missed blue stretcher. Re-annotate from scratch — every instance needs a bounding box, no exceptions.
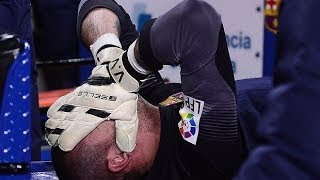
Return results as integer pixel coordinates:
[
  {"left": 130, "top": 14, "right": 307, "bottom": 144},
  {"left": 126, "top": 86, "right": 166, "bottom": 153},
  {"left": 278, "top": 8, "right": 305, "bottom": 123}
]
[{"left": 0, "top": 40, "right": 58, "bottom": 179}]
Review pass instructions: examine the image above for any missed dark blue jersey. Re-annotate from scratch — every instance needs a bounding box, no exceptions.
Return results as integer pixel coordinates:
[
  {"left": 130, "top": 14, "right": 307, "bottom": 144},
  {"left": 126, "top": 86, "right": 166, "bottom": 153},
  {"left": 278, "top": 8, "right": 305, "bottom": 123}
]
[{"left": 144, "top": 98, "right": 245, "bottom": 180}]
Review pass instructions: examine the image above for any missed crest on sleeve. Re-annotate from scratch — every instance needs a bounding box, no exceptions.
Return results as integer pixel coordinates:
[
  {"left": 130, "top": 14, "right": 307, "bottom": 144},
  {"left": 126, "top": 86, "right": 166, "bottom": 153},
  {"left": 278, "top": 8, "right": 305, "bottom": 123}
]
[{"left": 265, "top": 0, "right": 282, "bottom": 34}]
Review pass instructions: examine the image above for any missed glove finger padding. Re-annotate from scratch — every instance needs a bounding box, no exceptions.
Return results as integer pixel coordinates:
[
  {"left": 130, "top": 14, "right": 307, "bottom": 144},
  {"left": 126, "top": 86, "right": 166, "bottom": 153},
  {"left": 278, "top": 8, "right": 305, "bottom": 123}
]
[
  {"left": 110, "top": 99, "right": 139, "bottom": 152},
  {"left": 45, "top": 65, "right": 139, "bottom": 152}
]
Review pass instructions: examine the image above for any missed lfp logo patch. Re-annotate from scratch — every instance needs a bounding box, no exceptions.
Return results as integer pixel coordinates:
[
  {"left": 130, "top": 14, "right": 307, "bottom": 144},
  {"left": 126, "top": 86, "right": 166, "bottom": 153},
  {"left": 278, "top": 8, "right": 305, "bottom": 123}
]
[
  {"left": 179, "top": 113, "right": 197, "bottom": 138},
  {"left": 178, "top": 95, "right": 204, "bottom": 145}
]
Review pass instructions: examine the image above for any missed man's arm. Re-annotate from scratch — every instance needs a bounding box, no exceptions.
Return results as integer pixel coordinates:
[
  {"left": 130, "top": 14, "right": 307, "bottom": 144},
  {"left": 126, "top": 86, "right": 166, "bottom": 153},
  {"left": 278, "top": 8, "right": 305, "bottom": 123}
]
[
  {"left": 80, "top": 6, "right": 124, "bottom": 65},
  {"left": 81, "top": 8, "right": 120, "bottom": 47},
  {"left": 78, "top": 0, "right": 138, "bottom": 50},
  {"left": 126, "top": 0, "right": 244, "bottom": 177},
  {"left": 132, "top": 0, "right": 236, "bottom": 101},
  {"left": 78, "top": 0, "right": 169, "bottom": 105}
]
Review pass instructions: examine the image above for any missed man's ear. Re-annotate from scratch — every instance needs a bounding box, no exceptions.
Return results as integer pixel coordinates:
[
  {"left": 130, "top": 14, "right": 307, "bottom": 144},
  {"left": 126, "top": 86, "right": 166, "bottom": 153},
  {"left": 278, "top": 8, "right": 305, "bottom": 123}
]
[{"left": 107, "top": 152, "right": 131, "bottom": 173}]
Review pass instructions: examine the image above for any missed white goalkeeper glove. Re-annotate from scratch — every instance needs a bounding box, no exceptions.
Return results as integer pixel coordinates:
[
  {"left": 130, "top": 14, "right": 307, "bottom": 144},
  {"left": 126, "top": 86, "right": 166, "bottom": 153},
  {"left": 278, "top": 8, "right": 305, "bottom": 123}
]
[
  {"left": 45, "top": 33, "right": 141, "bottom": 152},
  {"left": 45, "top": 65, "right": 139, "bottom": 152}
]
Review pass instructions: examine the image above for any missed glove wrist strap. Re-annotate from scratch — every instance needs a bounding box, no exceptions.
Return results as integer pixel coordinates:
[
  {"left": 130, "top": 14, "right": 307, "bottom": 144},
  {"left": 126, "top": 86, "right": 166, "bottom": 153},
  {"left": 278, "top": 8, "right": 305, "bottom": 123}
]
[{"left": 90, "top": 33, "right": 122, "bottom": 64}]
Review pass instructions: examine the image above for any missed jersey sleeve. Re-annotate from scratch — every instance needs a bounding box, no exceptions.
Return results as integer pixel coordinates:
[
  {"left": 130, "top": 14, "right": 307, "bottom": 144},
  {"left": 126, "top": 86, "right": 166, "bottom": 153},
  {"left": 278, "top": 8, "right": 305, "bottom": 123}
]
[{"left": 138, "top": 0, "right": 245, "bottom": 177}]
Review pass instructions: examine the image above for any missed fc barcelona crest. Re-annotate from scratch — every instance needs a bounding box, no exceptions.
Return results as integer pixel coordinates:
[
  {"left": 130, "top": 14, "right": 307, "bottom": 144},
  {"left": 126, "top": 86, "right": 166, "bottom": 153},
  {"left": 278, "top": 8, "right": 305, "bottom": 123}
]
[{"left": 265, "top": 0, "right": 282, "bottom": 34}]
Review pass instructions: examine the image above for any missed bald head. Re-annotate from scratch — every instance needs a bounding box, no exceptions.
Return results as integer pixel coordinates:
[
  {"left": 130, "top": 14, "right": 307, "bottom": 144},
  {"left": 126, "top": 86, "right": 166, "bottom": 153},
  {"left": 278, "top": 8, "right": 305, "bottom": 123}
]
[
  {"left": 52, "top": 121, "right": 116, "bottom": 179},
  {"left": 51, "top": 96, "right": 160, "bottom": 180}
]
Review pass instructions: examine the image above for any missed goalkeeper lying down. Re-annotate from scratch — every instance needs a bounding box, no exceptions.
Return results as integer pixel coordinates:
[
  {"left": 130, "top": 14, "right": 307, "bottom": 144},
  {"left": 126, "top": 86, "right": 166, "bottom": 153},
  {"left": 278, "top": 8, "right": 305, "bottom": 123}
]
[
  {"left": 46, "top": 0, "right": 320, "bottom": 179},
  {"left": 45, "top": 0, "right": 245, "bottom": 179}
]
